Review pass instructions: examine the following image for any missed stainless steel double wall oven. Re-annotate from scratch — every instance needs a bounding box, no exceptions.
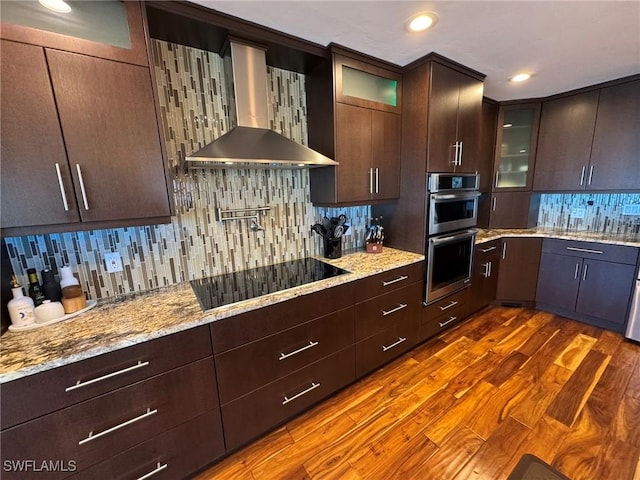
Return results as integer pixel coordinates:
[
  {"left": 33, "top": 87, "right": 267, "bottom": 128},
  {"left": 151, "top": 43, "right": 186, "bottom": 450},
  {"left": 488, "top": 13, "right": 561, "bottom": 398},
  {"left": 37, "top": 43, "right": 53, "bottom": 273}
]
[{"left": 425, "top": 173, "right": 480, "bottom": 304}]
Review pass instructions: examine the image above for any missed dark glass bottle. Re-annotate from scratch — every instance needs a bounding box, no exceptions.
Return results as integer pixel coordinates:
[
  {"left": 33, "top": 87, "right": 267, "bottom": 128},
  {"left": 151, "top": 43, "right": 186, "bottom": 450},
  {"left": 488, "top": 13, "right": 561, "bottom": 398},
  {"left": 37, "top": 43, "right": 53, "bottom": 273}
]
[
  {"left": 27, "top": 268, "right": 46, "bottom": 306},
  {"left": 41, "top": 268, "right": 63, "bottom": 302}
]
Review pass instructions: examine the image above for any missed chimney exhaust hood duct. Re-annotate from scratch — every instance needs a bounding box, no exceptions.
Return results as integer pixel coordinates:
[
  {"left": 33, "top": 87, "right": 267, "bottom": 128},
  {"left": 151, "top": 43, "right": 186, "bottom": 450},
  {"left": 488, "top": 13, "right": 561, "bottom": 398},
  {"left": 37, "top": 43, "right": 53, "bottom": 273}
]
[{"left": 185, "top": 40, "right": 337, "bottom": 169}]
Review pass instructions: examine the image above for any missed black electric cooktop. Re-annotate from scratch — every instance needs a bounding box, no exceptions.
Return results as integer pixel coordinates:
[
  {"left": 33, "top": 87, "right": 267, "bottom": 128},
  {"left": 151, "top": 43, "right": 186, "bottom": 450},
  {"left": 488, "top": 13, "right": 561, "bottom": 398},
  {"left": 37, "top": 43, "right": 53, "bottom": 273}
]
[{"left": 190, "top": 257, "right": 349, "bottom": 311}]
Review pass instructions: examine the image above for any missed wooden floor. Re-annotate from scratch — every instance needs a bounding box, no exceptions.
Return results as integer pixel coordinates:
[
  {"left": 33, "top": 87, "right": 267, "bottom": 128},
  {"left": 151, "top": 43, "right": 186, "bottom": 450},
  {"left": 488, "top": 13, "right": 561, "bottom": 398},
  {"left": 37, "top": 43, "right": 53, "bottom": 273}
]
[{"left": 195, "top": 307, "right": 640, "bottom": 480}]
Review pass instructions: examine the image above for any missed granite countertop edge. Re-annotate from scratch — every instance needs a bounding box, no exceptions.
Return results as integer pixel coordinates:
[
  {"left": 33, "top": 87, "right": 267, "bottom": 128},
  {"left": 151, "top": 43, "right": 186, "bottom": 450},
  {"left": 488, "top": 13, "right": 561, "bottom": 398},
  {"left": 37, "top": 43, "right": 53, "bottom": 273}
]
[
  {"left": 475, "top": 228, "right": 640, "bottom": 247},
  {"left": 0, "top": 247, "right": 425, "bottom": 383}
]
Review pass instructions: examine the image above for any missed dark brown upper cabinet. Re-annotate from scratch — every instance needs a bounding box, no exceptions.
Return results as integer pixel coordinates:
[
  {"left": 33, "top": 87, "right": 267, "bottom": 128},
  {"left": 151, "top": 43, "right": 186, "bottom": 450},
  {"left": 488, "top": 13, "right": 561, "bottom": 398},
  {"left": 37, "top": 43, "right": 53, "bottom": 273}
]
[
  {"left": 492, "top": 103, "right": 541, "bottom": 192},
  {"left": 307, "top": 48, "right": 402, "bottom": 205},
  {"left": 0, "top": 2, "right": 172, "bottom": 235},
  {"left": 534, "top": 77, "right": 639, "bottom": 192},
  {"left": 427, "top": 62, "right": 484, "bottom": 173}
]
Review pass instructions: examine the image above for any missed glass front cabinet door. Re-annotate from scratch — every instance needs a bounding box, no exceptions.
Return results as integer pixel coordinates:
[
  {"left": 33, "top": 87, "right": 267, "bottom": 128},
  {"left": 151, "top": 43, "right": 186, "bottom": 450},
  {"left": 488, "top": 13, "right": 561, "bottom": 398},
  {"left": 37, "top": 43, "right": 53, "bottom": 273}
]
[{"left": 492, "top": 103, "right": 541, "bottom": 191}]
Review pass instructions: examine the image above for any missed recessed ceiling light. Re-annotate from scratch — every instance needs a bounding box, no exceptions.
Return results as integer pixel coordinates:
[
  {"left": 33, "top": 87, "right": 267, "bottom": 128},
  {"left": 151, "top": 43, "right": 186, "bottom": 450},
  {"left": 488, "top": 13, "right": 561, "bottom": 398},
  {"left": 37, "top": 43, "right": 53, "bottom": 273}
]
[
  {"left": 405, "top": 12, "right": 439, "bottom": 33},
  {"left": 510, "top": 73, "right": 532, "bottom": 83},
  {"left": 38, "top": 0, "right": 72, "bottom": 13}
]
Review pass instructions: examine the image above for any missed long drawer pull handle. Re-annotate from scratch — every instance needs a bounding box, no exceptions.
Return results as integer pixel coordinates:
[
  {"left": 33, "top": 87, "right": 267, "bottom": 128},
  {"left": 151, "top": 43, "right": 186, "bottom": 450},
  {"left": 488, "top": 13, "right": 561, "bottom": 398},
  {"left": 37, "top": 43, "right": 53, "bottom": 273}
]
[
  {"left": 282, "top": 382, "right": 321, "bottom": 405},
  {"left": 439, "top": 316, "right": 458, "bottom": 328},
  {"left": 583, "top": 264, "right": 588, "bottom": 281},
  {"left": 79, "top": 408, "right": 157, "bottom": 445},
  {"left": 76, "top": 164, "right": 89, "bottom": 210},
  {"left": 279, "top": 341, "right": 319, "bottom": 361},
  {"left": 574, "top": 263, "right": 580, "bottom": 279},
  {"left": 480, "top": 246, "right": 497, "bottom": 253},
  {"left": 66, "top": 361, "right": 150, "bottom": 392},
  {"left": 382, "top": 303, "right": 408, "bottom": 316},
  {"left": 566, "top": 247, "right": 603, "bottom": 255},
  {"left": 137, "top": 462, "right": 168, "bottom": 480},
  {"left": 55, "top": 163, "right": 70, "bottom": 211},
  {"left": 439, "top": 300, "right": 458, "bottom": 311},
  {"left": 382, "top": 337, "right": 407, "bottom": 352},
  {"left": 382, "top": 275, "right": 409, "bottom": 287}
]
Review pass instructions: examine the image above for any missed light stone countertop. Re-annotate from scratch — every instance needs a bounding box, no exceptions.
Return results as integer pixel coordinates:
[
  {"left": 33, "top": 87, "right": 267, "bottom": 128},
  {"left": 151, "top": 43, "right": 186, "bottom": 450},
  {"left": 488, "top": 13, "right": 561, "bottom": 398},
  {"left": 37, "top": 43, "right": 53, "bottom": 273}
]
[
  {"left": 0, "top": 247, "right": 424, "bottom": 383},
  {"left": 476, "top": 228, "right": 640, "bottom": 247}
]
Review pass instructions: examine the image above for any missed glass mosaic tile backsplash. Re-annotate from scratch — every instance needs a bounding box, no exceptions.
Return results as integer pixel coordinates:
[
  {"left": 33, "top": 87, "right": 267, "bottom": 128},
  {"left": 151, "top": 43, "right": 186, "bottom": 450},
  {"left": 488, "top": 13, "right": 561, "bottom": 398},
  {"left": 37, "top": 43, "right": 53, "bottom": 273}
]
[{"left": 4, "top": 40, "right": 370, "bottom": 299}]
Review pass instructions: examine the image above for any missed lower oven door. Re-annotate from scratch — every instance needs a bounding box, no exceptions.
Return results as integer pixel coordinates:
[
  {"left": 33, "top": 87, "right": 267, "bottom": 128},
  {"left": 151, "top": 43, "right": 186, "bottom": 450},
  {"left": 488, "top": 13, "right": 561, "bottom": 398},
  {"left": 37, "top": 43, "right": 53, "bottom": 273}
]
[{"left": 426, "top": 228, "right": 477, "bottom": 304}]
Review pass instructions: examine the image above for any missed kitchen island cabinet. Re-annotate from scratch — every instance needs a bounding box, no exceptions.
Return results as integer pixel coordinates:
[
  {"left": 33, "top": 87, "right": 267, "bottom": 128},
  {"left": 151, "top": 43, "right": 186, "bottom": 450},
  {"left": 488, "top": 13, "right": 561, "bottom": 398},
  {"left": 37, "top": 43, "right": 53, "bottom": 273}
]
[
  {"left": 307, "top": 47, "right": 402, "bottom": 205},
  {"left": 0, "top": 1, "right": 172, "bottom": 236},
  {"left": 495, "top": 237, "right": 542, "bottom": 307},
  {"left": 536, "top": 239, "right": 638, "bottom": 332},
  {"left": 533, "top": 76, "right": 640, "bottom": 192}
]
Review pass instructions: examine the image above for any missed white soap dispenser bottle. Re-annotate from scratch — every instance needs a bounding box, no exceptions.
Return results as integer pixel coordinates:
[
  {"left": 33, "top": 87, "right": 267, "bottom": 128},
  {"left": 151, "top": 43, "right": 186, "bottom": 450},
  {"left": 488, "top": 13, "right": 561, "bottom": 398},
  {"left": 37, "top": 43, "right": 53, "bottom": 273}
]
[{"left": 8, "top": 275, "right": 35, "bottom": 327}]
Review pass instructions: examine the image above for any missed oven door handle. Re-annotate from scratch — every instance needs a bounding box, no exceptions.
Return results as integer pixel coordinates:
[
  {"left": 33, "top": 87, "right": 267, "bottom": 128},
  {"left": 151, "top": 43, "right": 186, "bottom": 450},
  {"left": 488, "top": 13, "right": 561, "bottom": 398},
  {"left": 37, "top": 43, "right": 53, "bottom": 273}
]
[
  {"left": 430, "top": 228, "right": 478, "bottom": 245},
  {"left": 431, "top": 192, "right": 482, "bottom": 201}
]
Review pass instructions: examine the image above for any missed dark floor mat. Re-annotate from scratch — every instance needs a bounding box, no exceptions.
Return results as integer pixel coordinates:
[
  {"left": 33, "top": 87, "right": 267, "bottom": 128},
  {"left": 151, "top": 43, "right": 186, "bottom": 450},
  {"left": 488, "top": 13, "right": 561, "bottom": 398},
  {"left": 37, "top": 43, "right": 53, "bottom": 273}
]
[{"left": 507, "top": 454, "right": 571, "bottom": 480}]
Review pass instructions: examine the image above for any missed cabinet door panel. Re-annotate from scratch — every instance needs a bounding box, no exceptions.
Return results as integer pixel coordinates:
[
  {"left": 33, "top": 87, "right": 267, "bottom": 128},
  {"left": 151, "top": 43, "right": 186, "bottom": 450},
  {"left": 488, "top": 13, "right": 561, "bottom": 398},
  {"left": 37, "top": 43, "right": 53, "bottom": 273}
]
[
  {"left": 536, "top": 253, "right": 581, "bottom": 311},
  {"left": 534, "top": 91, "right": 599, "bottom": 191},
  {"left": 489, "top": 192, "right": 533, "bottom": 229},
  {"left": 456, "top": 72, "right": 483, "bottom": 173},
  {"left": 576, "top": 260, "right": 636, "bottom": 324},
  {"left": 371, "top": 110, "right": 401, "bottom": 200},
  {"left": 46, "top": 49, "right": 170, "bottom": 223},
  {"left": 427, "top": 63, "right": 460, "bottom": 172},
  {"left": 588, "top": 80, "right": 640, "bottom": 190},
  {"left": 496, "top": 238, "right": 542, "bottom": 303},
  {"left": 0, "top": 40, "right": 80, "bottom": 229},
  {"left": 335, "top": 103, "right": 372, "bottom": 202}
]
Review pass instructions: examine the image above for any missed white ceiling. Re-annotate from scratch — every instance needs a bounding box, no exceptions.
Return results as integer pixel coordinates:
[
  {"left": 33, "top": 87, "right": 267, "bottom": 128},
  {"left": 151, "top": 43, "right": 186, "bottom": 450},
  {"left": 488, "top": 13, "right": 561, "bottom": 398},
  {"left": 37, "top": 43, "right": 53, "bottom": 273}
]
[{"left": 190, "top": 0, "right": 640, "bottom": 101}]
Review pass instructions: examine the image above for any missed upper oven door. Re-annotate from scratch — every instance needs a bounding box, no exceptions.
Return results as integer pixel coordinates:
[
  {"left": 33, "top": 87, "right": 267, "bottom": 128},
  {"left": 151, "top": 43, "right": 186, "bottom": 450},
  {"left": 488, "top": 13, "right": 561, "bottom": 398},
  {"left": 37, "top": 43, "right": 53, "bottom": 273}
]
[{"left": 429, "top": 191, "right": 481, "bottom": 235}]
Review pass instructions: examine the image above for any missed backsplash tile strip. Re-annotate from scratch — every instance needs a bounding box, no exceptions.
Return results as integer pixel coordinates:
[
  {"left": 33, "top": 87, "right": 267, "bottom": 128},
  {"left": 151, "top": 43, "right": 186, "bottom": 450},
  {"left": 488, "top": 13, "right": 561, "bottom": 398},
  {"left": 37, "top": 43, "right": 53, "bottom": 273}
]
[{"left": 5, "top": 40, "right": 369, "bottom": 299}]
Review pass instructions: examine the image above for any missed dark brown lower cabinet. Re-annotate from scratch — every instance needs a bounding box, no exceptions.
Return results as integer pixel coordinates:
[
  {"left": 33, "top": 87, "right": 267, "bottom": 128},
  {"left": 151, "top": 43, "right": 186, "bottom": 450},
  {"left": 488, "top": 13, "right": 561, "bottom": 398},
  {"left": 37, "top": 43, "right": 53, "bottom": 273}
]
[
  {"left": 469, "top": 240, "right": 501, "bottom": 313},
  {"left": 536, "top": 239, "right": 638, "bottom": 332},
  {"left": 495, "top": 237, "right": 542, "bottom": 306},
  {"left": 220, "top": 346, "right": 355, "bottom": 451},
  {"left": 421, "top": 287, "right": 470, "bottom": 340}
]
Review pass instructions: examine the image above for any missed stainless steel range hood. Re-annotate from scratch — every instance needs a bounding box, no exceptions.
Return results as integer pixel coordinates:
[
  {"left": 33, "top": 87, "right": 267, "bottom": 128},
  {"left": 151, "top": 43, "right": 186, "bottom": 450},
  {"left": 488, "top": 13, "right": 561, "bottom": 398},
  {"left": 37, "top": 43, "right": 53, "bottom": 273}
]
[{"left": 185, "top": 40, "right": 337, "bottom": 169}]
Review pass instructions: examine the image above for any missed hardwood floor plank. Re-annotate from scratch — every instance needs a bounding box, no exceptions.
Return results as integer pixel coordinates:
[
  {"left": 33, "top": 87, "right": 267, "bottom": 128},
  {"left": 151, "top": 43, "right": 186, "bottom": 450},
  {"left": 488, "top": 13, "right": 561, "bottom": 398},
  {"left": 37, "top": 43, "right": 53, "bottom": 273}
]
[
  {"left": 423, "top": 380, "right": 497, "bottom": 446},
  {"left": 592, "top": 329, "right": 624, "bottom": 356},
  {"left": 547, "top": 349, "right": 610, "bottom": 426},
  {"left": 516, "top": 320, "right": 560, "bottom": 357},
  {"left": 433, "top": 336, "right": 476, "bottom": 362},
  {"left": 484, "top": 351, "right": 529, "bottom": 388},
  {"left": 411, "top": 350, "right": 480, "bottom": 400},
  {"left": 588, "top": 363, "right": 633, "bottom": 428},
  {"left": 442, "top": 350, "right": 503, "bottom": 398},
  {"left": 467, "top": 324, "right": 516, "bottom": 356},
  {"left": 418, "top": 426, "right": 484, "bottom": 480},
  {"left": 597, "top": 438, "right": 639, "bottom": 480},
  {"left": 523, "top": 310, "right": 555, "bottom": 329},
  {"left": 452, "top": 416, "right": 530, "bottom": 480},
  {"left": 411, "top": 337, "right": 448, "bottom": 362},
  {"left": 411, "top": 387, "right": 458, "bottom": 428},
  {"left": 553, "top": 332, "right": 598, "bottom": 371},
  {"left": 614, "top": 393, "right": 640, "bottom": 447},
  {"left": 497, "top": 415, "right": 569, "bottom": 480},
  {"left": 503, "top": 308, "right": 538, "bottom": 328},
  {"left": 491, "top": 325, "right": 535, "bottom": 356}
]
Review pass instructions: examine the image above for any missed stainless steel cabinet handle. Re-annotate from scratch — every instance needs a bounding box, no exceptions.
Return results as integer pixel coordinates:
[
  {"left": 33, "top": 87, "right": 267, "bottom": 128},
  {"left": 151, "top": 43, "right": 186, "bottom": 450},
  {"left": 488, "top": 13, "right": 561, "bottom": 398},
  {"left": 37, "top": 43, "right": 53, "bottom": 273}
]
[
  {"left": 502, "top": 242, "right": 507, "bottom": 260},
  {"left": 439, "top": 300, "right": 458, "bottom": 311},
  {"left": 279, "top": 340, "right": 319, "bottom": 361},
  {"left": 492, "top": 196, "right": 497, "bottom": 212},
  {"left": 488, "top": 261, "right": 492, "bottom": 278},
  {"left": 382, "top": 336, "right": 407, "bottom": 352},
  {"left": 566, "top": 247, "right": 603, "bottom": 255},
  {"left": 76, "top": 164, "right": 89, "bottom": 210},
  {"left": 588, "top": 165, "right": 594, "bottom": 185},
  {"left": 137, "top": 462, "right": 168, "bottom": 480},
  {"left": 369, "top": 168, "right": 373, "bottom": 194},
  {"left": 480, "top": 246, "right": 497, "bottom": 253},
  {"left": 580, "top": 165, "right": 586, "bottom": 186},
  {"left": 382, "top": 303, "right": 408, "bottom": 316},
  {"left": 375, "top": 167, "right": 380, "bottom": 193},
  {"left": 282, "top": 382, "right": 320, "bottom": 405},
  {"left": 79, "top": 408, "right": 157, "bottom": 445},
  {"left": 495, "top": 171, "right": 499, "bottom": 188},
  {"left": 451, "top": 142, "right": 459, "bottom": 165},
  {"left": 458, "top": 141, "right": 463, "bottom": 165},
  {"left": 574, "top": 263, "right": 580, "bottom": 279},
  {"left": 65, "top": 361, "right": 150, "bottom": 392},
  {"left": 439, "top": 316, "right": 458, "bottom": 328},
  {"left": 382, "top": 275, "right": 409, "bottom": 286},
  {"left": 481, "top": 262, "right": 489, "bottom": 278},
  {"left": 55, "top": 163, "right": 70, "bottom": 211},
  {"left": 583, "top": 263, "right": 589, "bottom": 281}
]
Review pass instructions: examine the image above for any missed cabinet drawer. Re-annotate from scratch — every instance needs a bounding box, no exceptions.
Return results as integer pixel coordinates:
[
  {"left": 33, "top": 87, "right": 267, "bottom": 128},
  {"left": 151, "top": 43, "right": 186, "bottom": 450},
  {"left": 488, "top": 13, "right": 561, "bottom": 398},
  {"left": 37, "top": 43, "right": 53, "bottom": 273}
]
[
  {"left": 542, "top": 238, "right": 639, "bottom": 265},
  {"left": 221, "top": 346, "right": 355, "bottom": 450},
  {"left": 354, "top": 262, "right": 424, "bottom": 302},
  {"left": 355, "top": 308, "right": 420, "bottom": 377},
  {"left": 422, "top": 288, "right": 470, "bottom": 340},
  {"left": 68, "top": 409, "right": 224, "bottom": 480},
  {"left": 211, "top": 282, "right": 354, "bottom": 353},
  {"left": 424, "top": 287, "right": 470, "bottom": 321},
  {"left": 475, "top": 239, "right": 501, "bottom": 261},
  {"left": 1, "top": 326, "right": 212, "bottom": 430},
  {"left": 1, "top": 358, "right": 218, "bottom": 478},
  {"left": 355, "top": 281, "right": 422, "bottom": 341},
  {"left": 215, "top": 307, "right": 354, "bottom": 404}
]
